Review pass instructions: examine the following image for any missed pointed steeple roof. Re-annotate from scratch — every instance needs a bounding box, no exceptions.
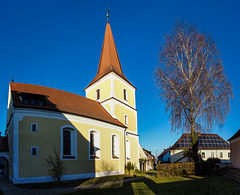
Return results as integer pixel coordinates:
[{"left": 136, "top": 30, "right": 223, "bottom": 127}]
[{"left": 86, "top": 23, "right": 135, "bottom": 89}]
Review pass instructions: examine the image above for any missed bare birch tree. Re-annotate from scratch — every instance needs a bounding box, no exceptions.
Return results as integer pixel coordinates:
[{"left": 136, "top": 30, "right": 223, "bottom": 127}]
[{"left": 154, "top": 19, "right": 233, "bottom": 147}]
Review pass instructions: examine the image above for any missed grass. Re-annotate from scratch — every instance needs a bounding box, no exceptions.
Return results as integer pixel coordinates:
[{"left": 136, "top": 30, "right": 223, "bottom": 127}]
[
  {"left": 63, "top": 172, "right": 240, "bottom": 195},
  {"left": 16, "top": 171, "right": 240, "bottom": 194}
]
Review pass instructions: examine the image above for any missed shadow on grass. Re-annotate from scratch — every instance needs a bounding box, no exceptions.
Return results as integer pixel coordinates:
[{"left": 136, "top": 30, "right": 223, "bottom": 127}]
[{"left": 64, "top": 175, "right": 240, "bottom": 195}]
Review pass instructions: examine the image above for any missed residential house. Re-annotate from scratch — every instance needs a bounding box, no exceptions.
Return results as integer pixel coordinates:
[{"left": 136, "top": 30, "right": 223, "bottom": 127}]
[
  {"left": 2, "top": 21, "right": 144, "bottom": 184},
  {"left": 228, "top": 129, "right": 240, "bottom": 169},
  {"left": 158, "top": 147, "right": 171, "bottom": 163},
  {"left": 170, "top": 133, "right": 230, "bottom": 163}
]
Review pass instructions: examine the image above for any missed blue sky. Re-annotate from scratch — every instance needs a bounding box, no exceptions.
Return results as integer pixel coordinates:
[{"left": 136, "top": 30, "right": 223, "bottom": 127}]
[{"left": 0, "top": 0, "right": 239, "bottom": 156}]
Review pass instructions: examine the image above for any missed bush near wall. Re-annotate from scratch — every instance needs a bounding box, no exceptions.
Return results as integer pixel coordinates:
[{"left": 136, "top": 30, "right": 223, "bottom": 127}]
[{"left": 157, "top": 162, "right": 195, "bottom": 177}]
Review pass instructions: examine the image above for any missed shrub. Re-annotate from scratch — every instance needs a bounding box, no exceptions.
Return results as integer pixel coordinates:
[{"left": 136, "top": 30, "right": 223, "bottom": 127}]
[
  {"left": 157, "top": 162, "right": 195, "bottom": 177},
  {"left": 45, "top": 149, "right": 66, "bottom": 183},
  {"left": 125, "top": 162, "right": 134, "bottom": 175}
]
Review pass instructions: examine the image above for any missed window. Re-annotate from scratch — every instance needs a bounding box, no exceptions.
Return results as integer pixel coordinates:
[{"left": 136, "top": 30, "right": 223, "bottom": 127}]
[
  {"left": 23, "top": 97, "right": 29, "bottom": 104},
  {"left": 126, "top": 139, "right": 130, "bottom": 160},
  {"left": 31, "top": 123, "right": 38, "bottom": 132},
  {"left": 112, "top": 134, "right": 119, "bottom": 159},
  {"left": 220, "top": 152, "right": 223, "bottom": 158},
  {"left": 19, "top": 92, "right": 46, "bottom": 106},
  {"left": 211, "top": 152, "right": 214, "bottom": 158},
  {"left": 202, "top": 152, "right": 205, "bottom": 158},
  {"left": 31, "top": 146, "right": 38, "bottom": 156},
  {"left": 89, "top": 130, "right": 100, "bottom": 159},
  {"left": 63, "top": 130, "right": 71, "bottom": 155},
  {"left": 228, "top": 152, "right": 230, "bottom": 158},
  {"left": 61, "top": 126, "right": 77, "bottom": 160},
  {"left": 123, "top": 89, "right": 128, "bottom": 101},
  {"left": 96, "top": 89, "right": 100, "bottom": 100},
  {"left": 125, "top": 115, "right": 128, "bottom": 125}
]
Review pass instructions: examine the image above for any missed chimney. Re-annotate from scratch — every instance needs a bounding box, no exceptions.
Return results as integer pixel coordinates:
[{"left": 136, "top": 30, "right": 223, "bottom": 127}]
[{"left": 197, "top": 131, "right": 201, "bottom": 136}]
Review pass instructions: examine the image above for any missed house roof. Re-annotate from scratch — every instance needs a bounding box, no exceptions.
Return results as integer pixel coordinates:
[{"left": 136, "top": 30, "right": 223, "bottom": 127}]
[
  {"left": 171, "top": 133, "right": 230, "bottom": 150},
  {"left": 158, "top": 147, "right": 171, "bottom": 158},
  {"left": 228, "top": 129, "right": 240, "bottom": 141},
  {"left": 0, "top": 137, "right": 8, "bottom": 152},
  {"left": 85, "top": 22, "right": 135, "bottom": 89},
  {"left": 143, "top": 148, "right": 155, "bottom": 159},
  {"left": 10, "top": 83, "right": 126, "bottom": 128}
]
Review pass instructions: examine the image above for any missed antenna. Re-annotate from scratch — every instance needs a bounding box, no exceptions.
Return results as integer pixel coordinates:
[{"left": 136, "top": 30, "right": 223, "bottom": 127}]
[{"left": 12, "top": 75, "right": 14, "bottom": 83}]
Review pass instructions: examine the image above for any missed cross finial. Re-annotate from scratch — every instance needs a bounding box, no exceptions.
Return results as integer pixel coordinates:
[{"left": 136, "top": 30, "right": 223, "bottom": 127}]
[
  {"left": 107, "top": 8, "right": 110, "bottom": 23},
  {"left": 12, "top": 75, "right": 14, "bottom": 83}
]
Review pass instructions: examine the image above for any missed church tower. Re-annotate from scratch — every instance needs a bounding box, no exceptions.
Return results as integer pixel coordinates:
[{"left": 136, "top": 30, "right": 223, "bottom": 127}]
[{"left": 85, "top": 21, "right": 139, "bottom": 167}]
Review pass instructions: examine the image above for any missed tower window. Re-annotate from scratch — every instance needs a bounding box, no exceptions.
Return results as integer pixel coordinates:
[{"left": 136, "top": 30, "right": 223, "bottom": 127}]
[
  {"left": 96, "top": 89, "right": 100, "bottom": 100},
  {"left": 123, "top": 89, "right": 128, "bottom": 101},
  {"left": 126, "top": 139, "right": 130, "bottom": 160},
  {"left": 125, "top": 115, "right": 128, "bottom": 125}
]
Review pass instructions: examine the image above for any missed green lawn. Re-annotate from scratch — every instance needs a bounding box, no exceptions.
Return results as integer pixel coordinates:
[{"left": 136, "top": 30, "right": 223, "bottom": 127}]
[{"left": 64, "top": 174, "right": 240, "bottom": 195}]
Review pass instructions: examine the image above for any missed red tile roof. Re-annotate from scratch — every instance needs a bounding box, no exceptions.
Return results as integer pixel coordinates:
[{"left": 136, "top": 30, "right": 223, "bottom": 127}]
[
  {"left": 85, "top": 22, "right": 135, "bottom": 89},
  {"left": 0, "top": 137, "right": 8, "bottom": 152},
  {"left": 10, "top": 83, "right": 126, "bottom": 128}
]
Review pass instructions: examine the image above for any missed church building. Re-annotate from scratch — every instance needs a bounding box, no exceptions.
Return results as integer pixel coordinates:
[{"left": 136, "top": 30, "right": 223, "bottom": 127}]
[{"left": 3, "top": 21, "right": 146, "bottom": 184}]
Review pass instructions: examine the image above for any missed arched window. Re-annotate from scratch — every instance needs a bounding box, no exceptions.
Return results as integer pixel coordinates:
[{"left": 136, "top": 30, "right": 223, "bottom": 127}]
[
  {"left": 112, "top": 134, "right": 119, "bottom": 159},
  {"left": 63, "top": 129, "right": 71, "bottom": 155},
  {"left": 126, "top": 139, "right": 130, "bottom": 160},
  {"left": 61, "top": 126, "right": 77, "bottom": 160},
  {"left": 89, "top": 130, "right": 100, "bottom": 159}
]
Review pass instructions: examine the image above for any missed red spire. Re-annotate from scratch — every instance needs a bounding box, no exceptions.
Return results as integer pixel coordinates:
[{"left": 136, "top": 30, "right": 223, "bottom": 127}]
[{"left": 86, "top": 23, "right": 135, "bottom": 89}]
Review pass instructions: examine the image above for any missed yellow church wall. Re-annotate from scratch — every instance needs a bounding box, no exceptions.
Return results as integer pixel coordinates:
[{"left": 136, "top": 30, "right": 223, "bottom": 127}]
[
  {"left": 114, "top": 79, "right": 135, "bottom": 108},
  {"left": 114, "top": 104, "right": 137, "bottom": 134},
  {"left": 102, "top": 103, "right": 111, "bottom": 113},
  {"left": 18, "top": 115, "right": 125, "bottom": 178},
  {"left": 126, "top": 135, "right": 139, "bottom": 169},
  {"left": 86, "top": 79, "right": 111, "bottom": 101}
]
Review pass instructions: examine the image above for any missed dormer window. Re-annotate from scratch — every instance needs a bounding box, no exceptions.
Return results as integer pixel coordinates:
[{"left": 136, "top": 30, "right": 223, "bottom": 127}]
[{"left": 18, "top": 92, "right": 47, "bottom": 106}]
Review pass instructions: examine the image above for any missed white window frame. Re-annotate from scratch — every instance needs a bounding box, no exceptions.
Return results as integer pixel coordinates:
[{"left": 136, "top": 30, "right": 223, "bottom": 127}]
[
  {"left": 31, "top": 123, "right": 38, "bottom": 132},
  {"left": 96, "top": 88, "right": 100, "bottom": 101},
  {"left": 89, "top": 129, "right": 101, "bottom": 160},
  {"left": 126, "top": 139, "right": 131, "bottom": 160},
  {"left": 123, "top": 88, "right": 128, "bottom": 102},
  {"left": 211, "top": 152, "right": 214, "bottom": 158},
  {"left": 220, "top": 152, "right": 223, "bottom": 158},
  {"left": 61, "top": 125, "right": 77, "bottom": 160},
  {"left": 124, "top": 114, "right": 128, "bottom": 126},
  {"left": 31, "top": 146, "right": 38, "bottom": 156},
  {"left": 111, "top": 133, "right": 120, "bottom": 159}
]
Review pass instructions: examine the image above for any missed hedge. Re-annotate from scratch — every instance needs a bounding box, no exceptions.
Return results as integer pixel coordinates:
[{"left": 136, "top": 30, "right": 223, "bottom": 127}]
[{"left": 157, "top": 162, "right": 195, "bottom": 177}]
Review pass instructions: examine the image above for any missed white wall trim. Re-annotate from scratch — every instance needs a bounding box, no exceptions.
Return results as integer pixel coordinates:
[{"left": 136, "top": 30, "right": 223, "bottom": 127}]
[{"left": 11, "top": 170, "right": 125, "bottom": 184}]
